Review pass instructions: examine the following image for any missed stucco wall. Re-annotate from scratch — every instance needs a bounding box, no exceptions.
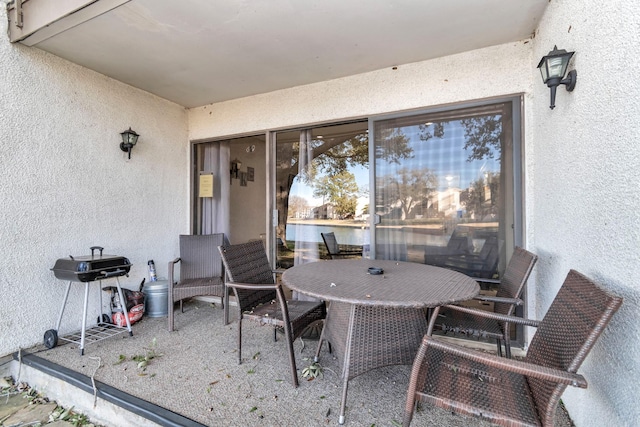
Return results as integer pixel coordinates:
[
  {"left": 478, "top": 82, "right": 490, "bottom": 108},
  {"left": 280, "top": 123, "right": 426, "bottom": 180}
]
[
  {"left": 529, "top": 1, "right": 640, "bottom": 425},
  {"left": 0, "top": 5, "right": 189, "bottom": 356},
  {"left": 189, "top": 41, "right": 534, "bottom": 139}
]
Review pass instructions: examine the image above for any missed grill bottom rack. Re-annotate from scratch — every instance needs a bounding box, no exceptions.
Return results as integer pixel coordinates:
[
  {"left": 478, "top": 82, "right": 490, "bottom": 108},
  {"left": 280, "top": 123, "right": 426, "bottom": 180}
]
[{"left": 45, "top": 276, "right": 133, "bottom": 356}]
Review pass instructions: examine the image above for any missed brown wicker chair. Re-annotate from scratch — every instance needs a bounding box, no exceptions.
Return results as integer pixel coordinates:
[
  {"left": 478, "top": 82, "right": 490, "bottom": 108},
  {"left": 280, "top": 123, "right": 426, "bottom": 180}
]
[
  {"left": 403, "top": 269, "right": 623, "bottom": 427},
  {"left": 218, "top": 240, "right": 326, "bottom": 387},
  {"left": 435, "top": 246, "right": 537, "bottom": 358},
  {"left": 168, "top": 233, "right": 227, "bottom": 332},
  {"left": 321, "top": 232, "right": 361, "bottom": 259},
  {"left": 423, "top": 228, "right": 472, "bottom": 266},
  {"left": 441, "top": 234, "right": 502, "bottom": 278}
]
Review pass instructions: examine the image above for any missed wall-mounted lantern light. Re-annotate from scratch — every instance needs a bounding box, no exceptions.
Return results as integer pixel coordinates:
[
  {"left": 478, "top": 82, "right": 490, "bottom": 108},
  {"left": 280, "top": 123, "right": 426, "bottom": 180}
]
[
  {"left": 119, "top": 127, "right": 140, "bottom": 159},
  {"left": 537, "top": 46, "right": 577, "bottom": 109},
  {"left": 230, "top": 158, "right": 242, "bottom": 179}
]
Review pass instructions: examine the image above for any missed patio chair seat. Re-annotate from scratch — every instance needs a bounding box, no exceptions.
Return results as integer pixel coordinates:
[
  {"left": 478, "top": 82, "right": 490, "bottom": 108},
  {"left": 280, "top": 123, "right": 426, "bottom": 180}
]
[
  {"left": 171, "top": 277, "right": 223, "bottom": 298},
  {"left": 435, "top": 246, "right": 537, "bottom": 357},
  {"left": 245, "top": 299, "right": 327, "bottom": 339},
  {"left": 408, "top": 337, "right": 541, "bottom": 425}
]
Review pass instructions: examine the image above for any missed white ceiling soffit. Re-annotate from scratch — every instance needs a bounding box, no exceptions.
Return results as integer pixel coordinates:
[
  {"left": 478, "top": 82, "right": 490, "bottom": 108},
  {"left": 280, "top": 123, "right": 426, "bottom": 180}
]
[{"left": 14, "top": 0, "right": 549, "bottom": 108}]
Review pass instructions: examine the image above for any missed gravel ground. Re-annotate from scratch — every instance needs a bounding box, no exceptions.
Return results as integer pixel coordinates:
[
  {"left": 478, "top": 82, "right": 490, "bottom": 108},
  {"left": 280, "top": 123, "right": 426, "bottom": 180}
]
[{"left": 25, "top": 300, "right": 572, "bottom": 427}]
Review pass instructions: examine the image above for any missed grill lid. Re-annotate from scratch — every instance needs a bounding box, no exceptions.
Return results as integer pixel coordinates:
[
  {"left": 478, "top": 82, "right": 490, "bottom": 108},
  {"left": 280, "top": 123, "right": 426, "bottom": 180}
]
[{"left": 51, "top": 246, "right": 132, "bottom": 282}]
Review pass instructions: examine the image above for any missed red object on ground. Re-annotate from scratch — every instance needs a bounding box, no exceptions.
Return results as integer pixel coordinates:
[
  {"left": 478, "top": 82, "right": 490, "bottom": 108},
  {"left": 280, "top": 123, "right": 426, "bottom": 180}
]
[{"left": 112, "top": 304, "right": 144, "bottom": 327}]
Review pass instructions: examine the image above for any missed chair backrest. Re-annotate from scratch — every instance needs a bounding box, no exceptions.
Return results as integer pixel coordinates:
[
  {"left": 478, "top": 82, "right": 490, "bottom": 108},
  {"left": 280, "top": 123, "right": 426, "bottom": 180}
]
[
  {"left": 218, "top": 240, "right": 276, "bottom": 311},
  {"left": 525, "top": 269, "right": 622, "bottom": 425},
  {"left": 446, "top": 232, "right": 471, "bottom": 254},
  {"left": 179, "top": 233, "right": 226, "bottom": 281},
  {"left": 473, "top": 235, "right": 501, "bottom": 278},
  {"left": 493, "top": 246, "right": 537, "bottom": 316},
  {"left": 321, "top": 232, "right": 340, "bottom": 257}
]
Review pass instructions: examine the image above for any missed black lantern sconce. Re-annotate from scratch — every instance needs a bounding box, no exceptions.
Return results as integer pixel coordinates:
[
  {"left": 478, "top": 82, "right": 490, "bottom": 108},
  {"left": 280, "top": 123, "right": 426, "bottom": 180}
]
[
  {"left": 119, "top": 127, "right": 140, "bottom": 159},
  {"left": 537, "top": 46, "right": 577, "bottom": 109},
  {"left": 230, "top": 158, "right": 242, "bottom": 179}
]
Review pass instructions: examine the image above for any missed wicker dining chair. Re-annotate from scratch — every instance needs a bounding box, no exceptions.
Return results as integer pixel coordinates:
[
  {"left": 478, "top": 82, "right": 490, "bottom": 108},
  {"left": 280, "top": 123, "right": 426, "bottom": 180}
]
[
  {"left": 168, "top": 233, "right": 227, "bottom": 332},
  {"left": 441, "top": 234, "right": 502, "bottom": 279},
  {"left": 423, "top": 228, "right": 472, "bottom": 266},
  {"left": 403, "top": 269, "right": 623, "bottom": 427},
  {"left": 321, "top": 232, "right": 362, "bottom": 259},
  {"left": 218, "top": 240, "right": 326, "bottom": 387},
  {"left": 435, "top": 246, "right": 537, "bottom": 358}
]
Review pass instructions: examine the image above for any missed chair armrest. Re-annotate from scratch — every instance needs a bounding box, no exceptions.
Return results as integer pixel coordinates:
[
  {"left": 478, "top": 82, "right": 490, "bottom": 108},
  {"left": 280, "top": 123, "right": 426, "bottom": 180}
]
[
  {"left": 225, "top": 281, "right": 278, "bottom": 291},
  {"left": 339, "top": 247, "right": 362, "bottom": 254},
  {"left": 441, "top": 304, "right": 540, "bottom": 327},
  {"left": 168, "top": 257, "right": 181, "bottom": 288},
  {"left": 473, "top": 295, "right": 524, "bottom": 306},
  {"left": 475, "top": 278, "right": 501, "bottom": 286},
  {"left": 444, "top": 256, "right": 485, "bottom": 269},
  {"left": 424, "top": 336, "right": 587, "bottom": 388}
]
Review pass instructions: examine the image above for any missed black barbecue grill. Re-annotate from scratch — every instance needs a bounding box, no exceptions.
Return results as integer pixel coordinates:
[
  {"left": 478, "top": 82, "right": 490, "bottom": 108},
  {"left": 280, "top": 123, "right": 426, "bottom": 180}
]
[
  {"left": 46, "top": 246, "right": 134, "bottom": 355},
  {"left": 51, "top": 248, "right": 131, "bottom": 282}
]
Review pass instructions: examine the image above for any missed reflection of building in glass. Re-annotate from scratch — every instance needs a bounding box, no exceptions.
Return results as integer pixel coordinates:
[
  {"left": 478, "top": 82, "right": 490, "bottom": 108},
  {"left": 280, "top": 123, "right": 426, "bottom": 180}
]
[
  {"left": 311, "top": 203, "right": 336, "bottom": 219},
  {"left": 292, "top": 207, "right": 313, "bottom": 219},
  {"left": 433, "top": 187, "right": 463, "bottom": 218}
]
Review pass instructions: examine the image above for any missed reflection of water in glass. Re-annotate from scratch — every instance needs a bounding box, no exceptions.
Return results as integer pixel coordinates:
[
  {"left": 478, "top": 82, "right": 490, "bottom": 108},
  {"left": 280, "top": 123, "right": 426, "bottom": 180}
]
[
  {"left": 286, "top": 224, "right": 366, "bottom": 246},
  {"left": 286, "top": 223, "right": 447, "bottom": 247}
]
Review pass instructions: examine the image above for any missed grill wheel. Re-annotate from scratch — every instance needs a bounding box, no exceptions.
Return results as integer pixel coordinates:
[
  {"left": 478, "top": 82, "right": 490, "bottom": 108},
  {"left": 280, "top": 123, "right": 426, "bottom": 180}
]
[{"left": 43, "top": 329, "right": 58, "bottom": 349}]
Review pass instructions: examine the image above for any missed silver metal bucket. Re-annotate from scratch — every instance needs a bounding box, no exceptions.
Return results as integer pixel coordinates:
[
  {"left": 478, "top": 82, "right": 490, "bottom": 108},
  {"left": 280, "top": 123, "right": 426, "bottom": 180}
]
[{"left": 143, "top": 280, "right": 168, "bottom": 318}]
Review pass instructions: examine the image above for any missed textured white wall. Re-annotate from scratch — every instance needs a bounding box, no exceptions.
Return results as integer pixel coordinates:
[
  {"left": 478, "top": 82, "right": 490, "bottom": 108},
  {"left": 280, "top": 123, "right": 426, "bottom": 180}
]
[
  {"left": 529, "top": 1, "right": 640, "bottom": 425},
  {"left": 189, "top": 41, "right": 534, "bottom": 139},
  {"left": 0, "top": 5, "right": 189, "bottom": 356}
]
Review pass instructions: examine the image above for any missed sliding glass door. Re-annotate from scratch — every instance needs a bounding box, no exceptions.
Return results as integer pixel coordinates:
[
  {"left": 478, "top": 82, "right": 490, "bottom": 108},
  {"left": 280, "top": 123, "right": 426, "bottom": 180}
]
[
  {"left": 269, "top": 98, "right": 522, "bottom": 284},
  {"left": 371, "top": 99, "right": 521, "bottom": 281},
  {"left": 274, "top": 122, "right": 369, "bottom": 269}
]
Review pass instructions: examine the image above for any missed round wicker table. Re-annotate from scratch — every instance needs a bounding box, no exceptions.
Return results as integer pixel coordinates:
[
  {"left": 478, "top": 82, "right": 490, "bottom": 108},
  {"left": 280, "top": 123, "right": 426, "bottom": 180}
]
[{"left": 282, "top": 259, "right": 479, "bottom": 424}]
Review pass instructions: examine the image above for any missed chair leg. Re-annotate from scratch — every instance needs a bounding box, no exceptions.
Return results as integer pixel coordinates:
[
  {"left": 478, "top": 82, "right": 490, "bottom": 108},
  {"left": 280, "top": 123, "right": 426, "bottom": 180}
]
[
  {"left": 403, "top": 400, "right": 416, "bottom": 427},
  {"left": 314, "top": 327, "right": 327, "bottom": 362},
  {"left": 404, "top": 338, "right": 428, "bottom": 427},
  {"left": 168, "top": 299, "right": 174, "bottom": 332},
  {"left": 237, "top": 318, "right": 243, "bottom": 365},
  {"left": 284, "top": 327, "right": 299, "bottom": 388},
  {"left": 504, "top": 335, "right": 512, "bottom": 359},
  {"left": 223, "top": 286, "right": 229, "bottom": 326},
  {"left": 496, "top": 338, "right": 503, "bottom": 357},
  {"left": 180, "top": 300, "right": 184, "bottom": 313}
]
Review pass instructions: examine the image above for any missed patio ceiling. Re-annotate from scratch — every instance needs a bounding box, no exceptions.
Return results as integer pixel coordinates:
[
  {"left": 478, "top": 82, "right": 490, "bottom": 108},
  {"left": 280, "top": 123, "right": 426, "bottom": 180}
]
[{"left": 9, "top": 0, "right": 549, "bottom": 108}]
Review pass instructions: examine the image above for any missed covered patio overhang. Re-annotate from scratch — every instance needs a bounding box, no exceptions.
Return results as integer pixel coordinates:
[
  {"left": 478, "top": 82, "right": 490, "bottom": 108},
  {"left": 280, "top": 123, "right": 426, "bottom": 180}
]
[{"left": 7, "top": 0, "right": 549, "bottom": 108}]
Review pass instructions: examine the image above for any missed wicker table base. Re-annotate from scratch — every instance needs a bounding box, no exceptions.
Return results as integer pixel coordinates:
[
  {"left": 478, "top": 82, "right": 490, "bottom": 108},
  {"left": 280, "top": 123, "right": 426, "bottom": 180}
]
[
  {"left": 316, "top": 302, "right": 428, "bottom": 423},
  {"left": 282, "top": 259, "right": 479, "bottom": 424}
]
